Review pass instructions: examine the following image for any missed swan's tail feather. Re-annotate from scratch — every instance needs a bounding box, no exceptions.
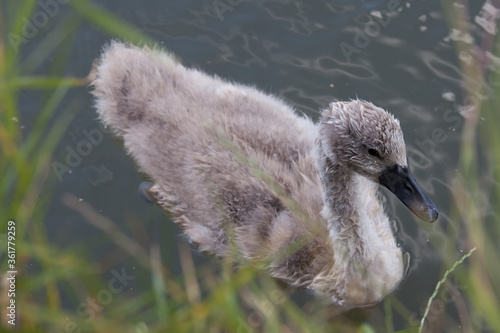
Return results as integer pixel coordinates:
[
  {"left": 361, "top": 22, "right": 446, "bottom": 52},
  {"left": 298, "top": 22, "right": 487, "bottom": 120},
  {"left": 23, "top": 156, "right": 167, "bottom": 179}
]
[{"left": 91, "top": 42, "right": 179, "bottom": 133}]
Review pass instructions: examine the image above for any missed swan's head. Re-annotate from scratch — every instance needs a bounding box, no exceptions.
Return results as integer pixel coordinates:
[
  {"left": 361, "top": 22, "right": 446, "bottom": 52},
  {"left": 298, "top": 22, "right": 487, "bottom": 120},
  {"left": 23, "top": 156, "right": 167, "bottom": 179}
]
[{"left": 319, "top": 100, "right": 438, "bottom": 222}]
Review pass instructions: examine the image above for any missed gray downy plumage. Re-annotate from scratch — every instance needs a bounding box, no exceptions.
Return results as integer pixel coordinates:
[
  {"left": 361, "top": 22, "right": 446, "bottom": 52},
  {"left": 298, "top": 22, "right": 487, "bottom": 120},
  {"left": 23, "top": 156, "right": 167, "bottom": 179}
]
[{"left": 92, "top": 42, "right": 438, "bottom": 309}]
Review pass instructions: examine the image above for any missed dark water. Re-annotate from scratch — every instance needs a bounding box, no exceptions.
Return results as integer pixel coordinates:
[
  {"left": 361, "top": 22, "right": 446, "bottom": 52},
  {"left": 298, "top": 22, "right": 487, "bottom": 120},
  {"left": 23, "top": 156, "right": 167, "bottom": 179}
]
[{"left": 15, "top": 0, "right": 497, "bottom": 331}]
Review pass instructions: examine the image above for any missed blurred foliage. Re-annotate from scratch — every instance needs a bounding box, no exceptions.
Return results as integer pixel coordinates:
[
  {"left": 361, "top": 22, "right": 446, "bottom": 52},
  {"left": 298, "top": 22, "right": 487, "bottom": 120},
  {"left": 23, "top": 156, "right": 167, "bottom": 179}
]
[{"left": 0, "top": 0, "right": 499, "bottom": 332}]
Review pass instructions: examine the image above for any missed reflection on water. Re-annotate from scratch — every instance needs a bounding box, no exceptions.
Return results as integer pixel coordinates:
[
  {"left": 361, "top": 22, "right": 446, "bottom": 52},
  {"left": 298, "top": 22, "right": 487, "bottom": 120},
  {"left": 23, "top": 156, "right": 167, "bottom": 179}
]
[{"left": 18, "top": 0, "right": 497, "bottom": 331}]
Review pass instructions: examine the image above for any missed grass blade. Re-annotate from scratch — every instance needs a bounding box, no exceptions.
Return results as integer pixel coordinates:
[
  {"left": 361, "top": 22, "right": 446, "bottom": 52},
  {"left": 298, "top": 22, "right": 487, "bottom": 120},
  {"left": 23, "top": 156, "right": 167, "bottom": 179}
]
[
  {"left": 418, "top": 247, "right": 477, "bottom": 333},
  {"left": 69, "top": 0, "right": 156, "bottom": 46}
]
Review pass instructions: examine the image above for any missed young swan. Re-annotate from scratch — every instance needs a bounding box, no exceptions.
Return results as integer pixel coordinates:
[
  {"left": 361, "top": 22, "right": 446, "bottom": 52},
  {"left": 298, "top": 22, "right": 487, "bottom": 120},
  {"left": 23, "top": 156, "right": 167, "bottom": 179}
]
[{"left": 92, "top": 42, "right": 438, "bottom": 309}]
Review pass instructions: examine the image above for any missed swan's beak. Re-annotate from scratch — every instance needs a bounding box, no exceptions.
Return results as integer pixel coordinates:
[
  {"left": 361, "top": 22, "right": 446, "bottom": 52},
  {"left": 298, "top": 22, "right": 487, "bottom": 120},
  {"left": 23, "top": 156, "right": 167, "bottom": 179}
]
[{"left": 378, "top": 164, "right": 438, "bottom": 222}]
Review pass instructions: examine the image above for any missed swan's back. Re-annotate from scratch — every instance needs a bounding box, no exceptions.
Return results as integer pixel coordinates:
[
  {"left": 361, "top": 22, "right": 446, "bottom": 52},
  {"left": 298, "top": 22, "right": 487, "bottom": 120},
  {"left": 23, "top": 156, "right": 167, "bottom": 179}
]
[{"left": 93, "top": 43, "right": 329, "bottom": 267}]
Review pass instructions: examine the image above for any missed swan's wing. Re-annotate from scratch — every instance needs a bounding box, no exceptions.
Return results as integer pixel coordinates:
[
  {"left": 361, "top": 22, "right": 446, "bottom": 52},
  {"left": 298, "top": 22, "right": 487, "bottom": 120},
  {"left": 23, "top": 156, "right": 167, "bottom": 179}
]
[{"left": 92, "top": 42, "right": 324, "bottom": 257}]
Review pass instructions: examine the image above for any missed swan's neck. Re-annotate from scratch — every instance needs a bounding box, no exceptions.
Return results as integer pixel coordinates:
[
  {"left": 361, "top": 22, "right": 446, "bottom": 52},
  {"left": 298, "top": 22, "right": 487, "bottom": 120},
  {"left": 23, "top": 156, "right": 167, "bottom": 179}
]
[
  {"left": 316, "top": 137, "right": 396, "bottom": 262},
  {"left": 318, "top": 153, "right": 367, "bottom": 258},
  {"left": 314, "top": 132, "right": 403, "bottom": 306}
]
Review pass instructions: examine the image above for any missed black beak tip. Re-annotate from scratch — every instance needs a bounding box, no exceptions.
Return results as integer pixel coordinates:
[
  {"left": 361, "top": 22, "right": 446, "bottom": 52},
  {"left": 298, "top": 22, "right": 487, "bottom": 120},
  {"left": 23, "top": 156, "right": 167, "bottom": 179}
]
[
  {"left": 412, "top": 198, "right": 439, "bottom": 223},
  {"left": 427, "top": 206, "right": 439, "bottom": 223}
]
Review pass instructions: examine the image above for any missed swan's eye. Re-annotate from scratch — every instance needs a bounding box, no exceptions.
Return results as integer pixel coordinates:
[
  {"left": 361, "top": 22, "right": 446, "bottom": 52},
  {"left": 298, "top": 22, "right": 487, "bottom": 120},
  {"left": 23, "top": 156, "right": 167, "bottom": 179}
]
[{"left": 368, "top": 148, "right": 381, "bottom": 158}]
